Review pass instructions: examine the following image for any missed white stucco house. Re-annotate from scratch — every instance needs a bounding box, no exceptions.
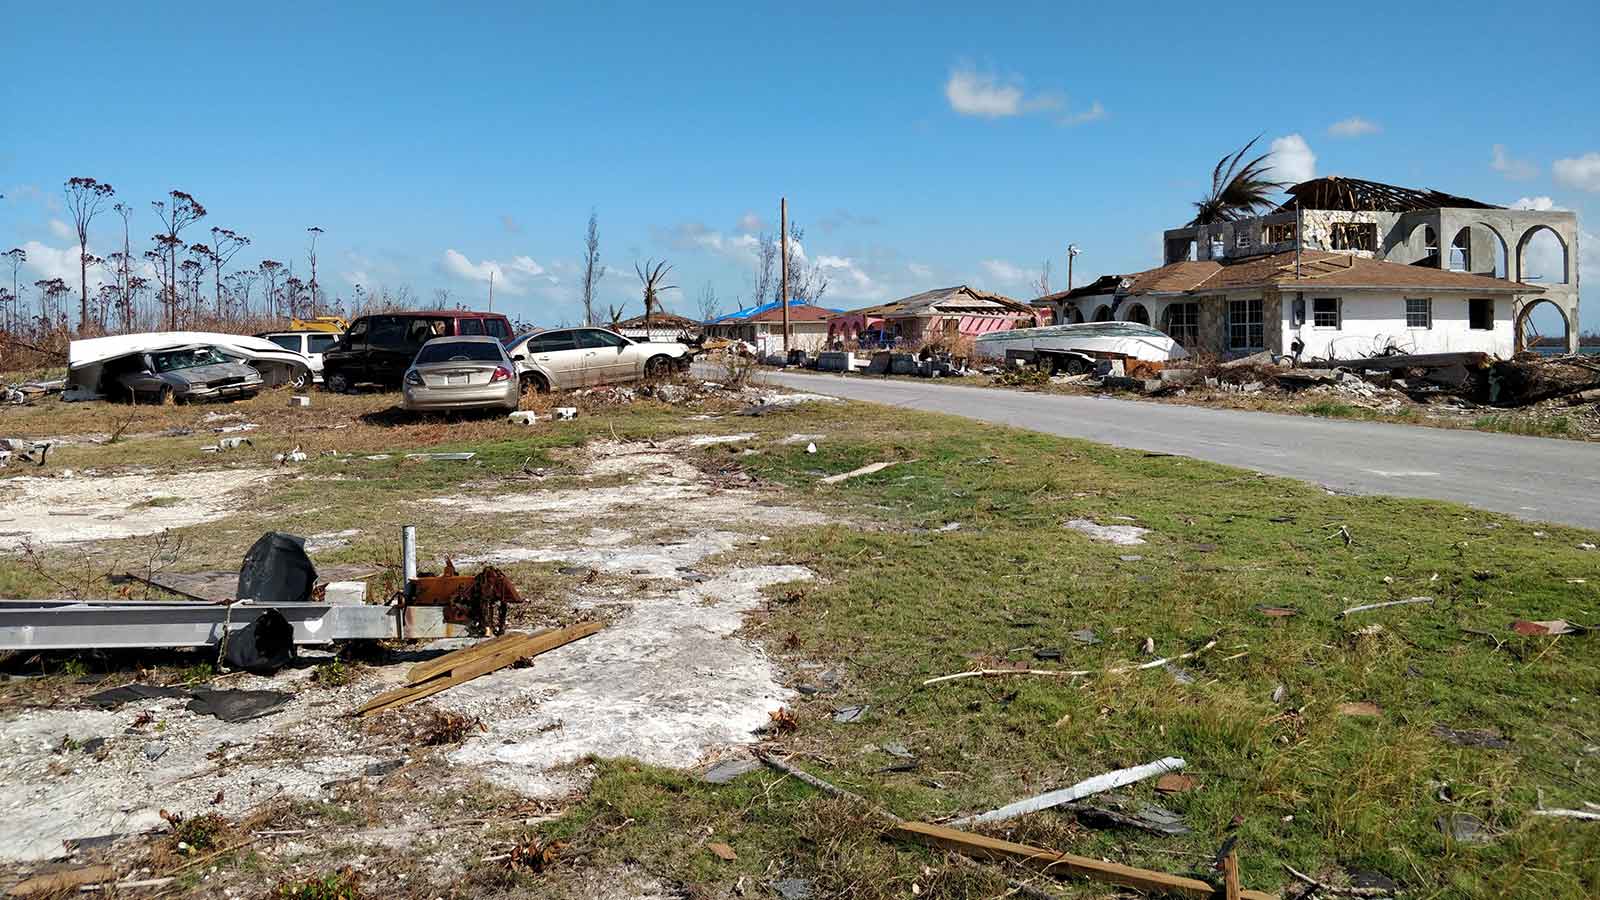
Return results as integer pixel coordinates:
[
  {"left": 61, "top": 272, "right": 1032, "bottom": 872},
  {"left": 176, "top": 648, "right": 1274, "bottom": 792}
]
[{"left": 1032, "top": 176, "right": 1577, "bottom": 360}]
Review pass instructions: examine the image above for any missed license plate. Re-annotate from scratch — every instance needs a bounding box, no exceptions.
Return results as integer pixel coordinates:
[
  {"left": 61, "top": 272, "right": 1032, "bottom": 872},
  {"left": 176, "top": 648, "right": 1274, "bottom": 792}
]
[{"left": 446, "top": 375, "right": 468, "bottom": 385}]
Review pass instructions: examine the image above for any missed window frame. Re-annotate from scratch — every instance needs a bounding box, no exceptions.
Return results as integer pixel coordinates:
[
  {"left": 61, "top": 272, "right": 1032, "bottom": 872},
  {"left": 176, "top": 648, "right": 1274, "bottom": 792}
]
[
  {"left": 1311, "top": 297, "right": 1342, "bottom": 330},
  {"left": 1468, "top": 298, "right": 1494, "bottom": 331},
  {"left": 1227, "top": 298, "right": 1265, "bottom": 351},
  {"left": 576, "top": 328, "right": 628, "bottom": 350},
  {"left": 308, "top": 334, "right": 338, "bottom": 354},
  {"left": 1404, "top": 297, "right": 1433, "bottom": 330},
  {"left": 1330, "top": 221, "right": 1378, "bottom": 252},
  {"left": 528, "top": 330, "right": 577, "bottom": 353},
  {"left": 1164, "top": 302, "right": 1200, "bottom": 347},
  {"left": 457, "top": 318, "right": 485, "bottom": 336}
]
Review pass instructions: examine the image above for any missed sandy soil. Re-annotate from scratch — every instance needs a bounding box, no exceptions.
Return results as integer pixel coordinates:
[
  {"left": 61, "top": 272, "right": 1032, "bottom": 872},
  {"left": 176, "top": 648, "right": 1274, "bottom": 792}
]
[{"left": 0, "top": 467, "right": 279, "bottom": 550}]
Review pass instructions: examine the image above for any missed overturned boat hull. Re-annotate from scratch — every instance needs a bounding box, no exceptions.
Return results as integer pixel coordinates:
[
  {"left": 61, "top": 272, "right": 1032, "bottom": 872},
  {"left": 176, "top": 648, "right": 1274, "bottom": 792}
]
[{"left": 973, "top": 321, "right": 1188, "bottom": 363}]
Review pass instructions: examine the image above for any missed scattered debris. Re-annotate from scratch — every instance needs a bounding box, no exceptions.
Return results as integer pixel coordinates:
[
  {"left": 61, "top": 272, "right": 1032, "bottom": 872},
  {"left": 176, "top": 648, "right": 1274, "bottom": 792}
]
[
  {"left": 6, "top": 864, "right": 117, "bottom": 897},
  {"left": 554, "top": 407, "right": 577, "bottom": 420},
  {"left": 1154, "top": 773, "right": 1197, "bottom": 794},
  {"left": 1338, "top": 596, "right": 1433, "bottom": 618},
  {"left": 357, "top": 623, "right": 603, "bottom": 715},
  {"left": 1063, "top": 795, "right": 1190, "bottom": 836},
  {"left": 832, "top": 705, "right": 868, "bottom": 723},
  {"left": 1431, "top": 725, "right": 1512, "bottom": 750},
  {"left": 1255, "top": 605, "right": 1298, "bottom": 618},
  {"left": 1437, "top": 812, "right": 1492, "bottom": 844},
  {"left": 1511, "top": 619, "right": 1583, "bottom": 636},
  {"left": 1337, "top": 701, "right": 1383, "bottom": 718},
  {"left": 1069, "top": 628, "right": 1102, "bottom": 645},
  {"left": 706, "top": 841, "right": 738, "bottom": 861},
  {"left": 403, "top": 451, "right": 476, "bottom": 462},
  {"left": 287, "top": 395, "right": 311, "bottom": 408},
  {"left": 951, "top": 756, "right": 1186, "bottom": 826},
  {"left": 507, "top": 410, "right": 537, "bottom": 425},
  {"left": 414, "top": 709, "right": 486, "bottom": 745},
  {"left": 820, "top": 460, "right": 901, "bottom": 485},
  {"left": 701, "top": 757, "right": 761, "bottom": 785},
  {"left": 0, "top": 438, "right": 52, "bottom": 468},
  {"left": 1064, "top": 519, "right": 1150, "bottom": 546},
  {"left": 273, "top": 446, "right": 307, "bottom": 464},
  {"left": 771, "top": 878, "right": 813, "bottom": 900},
  {"left": 1283, "top": 863, "right": 1398, "bottom": 898},
  {"left": 891, "top": 821, "right": 1276, "bottom": 899},
  {"left": 922, "top": 639, "right": 1218, "bottom": 687}
]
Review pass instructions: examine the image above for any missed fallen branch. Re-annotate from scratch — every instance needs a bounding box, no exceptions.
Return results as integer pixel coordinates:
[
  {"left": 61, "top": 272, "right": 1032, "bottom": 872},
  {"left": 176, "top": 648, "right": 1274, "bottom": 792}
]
[
  {"left": 1337, "top": 597, "right": 1432, "bottom": 618},
  {"left": 951, "top": 757, "right": 1186, "bottom": 826},
  {"left": 893, "top": 821, "right": 1277, "bottom": 900},
  {"left": 922, "top": 640, "right": 1219, "bottom": 687},
  {"left": 820, "top": 460, "right": 901, "bottom": 485},
  {"left": 1283, "top": 863, "right": 1395, "bottom": 897},
  {"left": 1530, "top": 808, "right": 1600, "bottom": 821},
  {"left": 79, "top": 876, "right": 177, "bottom": 893}
]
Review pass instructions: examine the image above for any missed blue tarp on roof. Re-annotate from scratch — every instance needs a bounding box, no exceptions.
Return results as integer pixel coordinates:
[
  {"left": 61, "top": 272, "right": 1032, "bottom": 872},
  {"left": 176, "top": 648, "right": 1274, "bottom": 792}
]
[{"left": 708, "top": 298, "right": 841, "bottom": 324}]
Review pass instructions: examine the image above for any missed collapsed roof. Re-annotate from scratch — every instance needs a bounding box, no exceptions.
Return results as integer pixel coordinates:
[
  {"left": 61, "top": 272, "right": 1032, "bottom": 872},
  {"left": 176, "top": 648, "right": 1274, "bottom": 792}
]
[
  {"left": 1275, "top": 176, "right": 1502, "bottom": 214},
  {"left": 1064, "top": 251, "right": 1539, "bottom": 299},
  {"left": 847, "top": 285, "right": 1031, "bottom": 318}
]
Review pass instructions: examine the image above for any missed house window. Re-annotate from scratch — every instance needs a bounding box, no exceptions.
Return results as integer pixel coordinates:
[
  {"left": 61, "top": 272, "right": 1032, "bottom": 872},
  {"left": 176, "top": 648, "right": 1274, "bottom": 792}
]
[
  {"left": 1405, "top": 298, "right": 1432, "bottom": 329},
  {"left": 1163, "top": 302, "right": 1200, "bottom": 347},
  {"left": 1469, "top": 298, "right": 1494, "bottom": 330},
  {"left": 1228, "top": 299, "right": 1264, "bottom": 350},
  {"left": 1235, "top": 231, "right": 1252, "bottom": 251},
  {"left": 1312, "top": 297, "right": 1341, "bottom": 329},
  {"left": 1265, "top": 222, "right": 1297, "bottom": 245},
  {"left": 1330, "top": 222, "right": 1378, "bottom": 252}
]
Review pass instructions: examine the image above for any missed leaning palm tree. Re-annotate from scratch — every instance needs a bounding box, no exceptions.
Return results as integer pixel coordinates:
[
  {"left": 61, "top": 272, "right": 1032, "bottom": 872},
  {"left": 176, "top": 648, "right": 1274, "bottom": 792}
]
[
  {"left": 1189, "top": 136, "right": 1285, "bottom": 225},
  {"left": 634, "top": 259, "right": 678, "bottom": 336}
]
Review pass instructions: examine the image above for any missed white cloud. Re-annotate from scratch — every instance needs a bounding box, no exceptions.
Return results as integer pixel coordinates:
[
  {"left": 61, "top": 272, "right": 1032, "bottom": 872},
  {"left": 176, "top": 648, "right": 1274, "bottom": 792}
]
[
  {"left": 1265, "top": 134, "right": 1316, "bottom": 185},
  {"left": 944, "top": 65, "right": 1062, "bottom": 119},
  {"left": 736, "top": 212, "right": 766, "bottom": 233},
  {"left": 1062, "top": 101, "right": 1106, "bottom": 126},
  {"left": 48, "top": 219, "right": 74, "bottom": 241},
  {"left": 1510, "top": 196, "right": 1565, "bottom": 211},
  {"left": 17, "top": 240, "right": 108, "bottom": 293},
  {"left": 1327, "top": 116, "right": 1380, "bottom": 138},
  {"left": 815, "top": 255, "right": 885, "bottom": 302},
  {"left": 1553, "top": 152, "right": 1600, "bottom": 192},
  {"left": 1491, "top": 144, "right": 1538, "bottom": 181},
  {"left": 980, "top": 258, "right": 1032, "bottom": 286},
  {"left": 440, "top": 249, "right": 555, "bottom": 296},
  {"left": 907, "top": 263, "right": 933, "bottom": 279}
]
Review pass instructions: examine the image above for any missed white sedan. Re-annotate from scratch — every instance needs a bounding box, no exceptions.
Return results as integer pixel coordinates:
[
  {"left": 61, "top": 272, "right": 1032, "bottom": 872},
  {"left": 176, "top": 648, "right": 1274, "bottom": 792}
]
[{"left": 504, "top": 327, "right": 695, "bottom": 393}]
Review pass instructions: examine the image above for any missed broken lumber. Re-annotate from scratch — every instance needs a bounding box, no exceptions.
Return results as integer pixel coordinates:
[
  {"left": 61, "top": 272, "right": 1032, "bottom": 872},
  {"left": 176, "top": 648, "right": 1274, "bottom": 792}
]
[
  {"left": 357, "top": 622, "right": 602, "bottom": 716},
  {"left": 951, "top": 757, "right": 1186, "bottom": 826},
  {"left": 922, "top": 640, "right": 1219, "bottom": 687},
  {"left": 6, "top": 866, "right": 116, "bottom": 897},
  {"left": 820, "top": 460, "right": 900, "bottom": 485},
  {"left": 891, "top": 821, "right": 1277, "bottom": 900},
  {"left": 1337, "top": 596, "right": 1432, "bottom": 618}
]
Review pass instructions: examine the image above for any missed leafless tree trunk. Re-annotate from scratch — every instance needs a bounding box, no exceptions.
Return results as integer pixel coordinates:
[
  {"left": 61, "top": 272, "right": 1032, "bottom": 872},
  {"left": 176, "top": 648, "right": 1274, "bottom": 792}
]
[
  {"left": 1034, "top": 259, "right": 1051, "bottom": 297},
  {"left": 695, "top": 281, "right": 722, "bottom": 322},
  {"left": 151, "top": 191, "right": 206, "bottom": 330},
  {"left": 209, "top": 227, "right": 250, "bottom": 317},
  {"left": 580, "top": 210, "right": 602, "bottom": 326},
  {"left": 306, "top": 226, "right": 324, "bottom": 312},
  {"left": 64, "top": 177, "right": 114, "bottom": 328}
]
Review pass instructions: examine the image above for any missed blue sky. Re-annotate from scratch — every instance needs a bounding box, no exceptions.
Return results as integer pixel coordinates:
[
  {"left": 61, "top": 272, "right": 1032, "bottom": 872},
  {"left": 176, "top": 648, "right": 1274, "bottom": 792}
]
[{"left": 2, "top": 0, "right": 1597, "bottom": 332}]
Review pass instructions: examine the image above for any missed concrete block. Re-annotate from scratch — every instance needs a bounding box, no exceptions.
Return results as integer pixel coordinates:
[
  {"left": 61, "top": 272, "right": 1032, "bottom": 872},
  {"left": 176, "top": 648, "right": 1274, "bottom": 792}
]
[
  {"left": 507, "top": 411, "right": 537, "bottom": 425},
  {"left": 324, "top": 581, "right": 367, "bottom": 605},
  {"left": 816, "top": 351, "right": 856, "bottom": 373},
  {"left": 288, "top": 395, "right": 311, "bottom": 408}
]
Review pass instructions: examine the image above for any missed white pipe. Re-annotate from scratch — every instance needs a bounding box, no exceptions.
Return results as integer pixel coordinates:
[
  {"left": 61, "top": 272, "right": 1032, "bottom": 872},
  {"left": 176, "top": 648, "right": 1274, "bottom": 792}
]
[{"left": 402, "top": 525, "right": 417, "bottom": 589}]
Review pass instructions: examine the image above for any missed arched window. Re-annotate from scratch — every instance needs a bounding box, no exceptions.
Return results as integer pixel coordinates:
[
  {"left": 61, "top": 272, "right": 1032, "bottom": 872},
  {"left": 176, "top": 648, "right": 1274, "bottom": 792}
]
[
  {"left": 1519, "top": 226, "right": 1569, "bottom": 285},
  {"left": 1123, "top": 303, "right": 1150, "bottom": 325},
  {"left": 1092, "top": 305, "right": 1113, "bottom": 322}
]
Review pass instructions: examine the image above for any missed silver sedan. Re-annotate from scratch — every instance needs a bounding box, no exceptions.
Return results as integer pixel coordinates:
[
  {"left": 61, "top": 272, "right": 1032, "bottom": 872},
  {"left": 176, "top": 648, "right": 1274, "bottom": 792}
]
[{"left": 401, "top": 336, "right": 521, "bottom": 413}]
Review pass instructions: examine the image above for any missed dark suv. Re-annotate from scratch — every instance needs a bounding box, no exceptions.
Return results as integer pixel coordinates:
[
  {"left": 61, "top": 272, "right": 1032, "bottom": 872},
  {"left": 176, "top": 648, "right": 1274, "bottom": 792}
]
[{"left": 321, "top": 311, "right": 514, "bottom": 392}]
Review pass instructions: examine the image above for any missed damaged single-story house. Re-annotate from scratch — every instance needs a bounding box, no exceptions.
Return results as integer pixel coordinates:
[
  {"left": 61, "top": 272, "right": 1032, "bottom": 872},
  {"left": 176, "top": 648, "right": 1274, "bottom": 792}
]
[
  {"left": 1034, "top": 176, "right": 1578, "bottom": 359},
  {"left": 614, "top": 311, "right": 702, "bottom": 343},
  {"left": 827, "top": 286, "right": 1037, "bottom": 348},
  {"left": 703, "top": 299, "right": 839, "bottom": 354}
]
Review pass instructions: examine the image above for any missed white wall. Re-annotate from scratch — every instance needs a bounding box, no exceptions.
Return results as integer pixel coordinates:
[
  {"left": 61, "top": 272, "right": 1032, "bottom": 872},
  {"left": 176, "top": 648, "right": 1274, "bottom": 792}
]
[
  {"left": 753, "top": 321, "right": 829, "bottom": 354},
  {"left": 1281, "top": 291, "right": 1514, "bottom": 359}
]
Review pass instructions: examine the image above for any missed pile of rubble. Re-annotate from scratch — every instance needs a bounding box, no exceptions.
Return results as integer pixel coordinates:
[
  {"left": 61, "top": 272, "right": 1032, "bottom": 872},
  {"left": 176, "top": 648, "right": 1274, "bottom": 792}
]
[{"left": 1097, "top": 350, "right": 1600, "bottom": 411}]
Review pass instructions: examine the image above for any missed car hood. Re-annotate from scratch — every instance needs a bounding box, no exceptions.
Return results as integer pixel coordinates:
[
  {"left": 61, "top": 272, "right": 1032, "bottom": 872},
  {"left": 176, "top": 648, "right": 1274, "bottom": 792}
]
[{"left": 165, "top": 362, "right": 260, "bottom": 385}]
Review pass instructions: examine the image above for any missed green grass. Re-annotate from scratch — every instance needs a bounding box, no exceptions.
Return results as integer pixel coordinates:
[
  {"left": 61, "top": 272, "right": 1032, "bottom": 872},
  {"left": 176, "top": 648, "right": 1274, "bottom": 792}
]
[
  {"left": 1473, "top": 414, "right": 1574, "bottom": 437},
  {"left": 536, "top": 402, "right": 1600, "bottom": 899}
]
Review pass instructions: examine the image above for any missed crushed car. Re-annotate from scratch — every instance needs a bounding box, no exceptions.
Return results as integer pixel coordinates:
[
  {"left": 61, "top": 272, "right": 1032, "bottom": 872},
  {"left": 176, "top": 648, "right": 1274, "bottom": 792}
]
[
  {"left": 66, "top": 331, "right": 313, "bottom": 401},
  {"left": 115, "top": 344, "right": 265, "bottom": 403}
]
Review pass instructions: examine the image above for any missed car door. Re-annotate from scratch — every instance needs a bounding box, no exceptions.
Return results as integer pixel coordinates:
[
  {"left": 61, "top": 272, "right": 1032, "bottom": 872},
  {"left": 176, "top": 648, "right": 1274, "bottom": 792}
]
[
  {"left": 305, "top": 333, "right": 338, "bottom": 376},
  {"left": 523, "top": 330, "right": 585, "bottom": 389},
  {"left": 325, "top": 318, "right": 367, "bottom": 382},
  {"left": 364, "top": 315, "right": 412, "bottom": 384},
  {"left": 575, "top": 328, "right": 636, "bottom": 383}
]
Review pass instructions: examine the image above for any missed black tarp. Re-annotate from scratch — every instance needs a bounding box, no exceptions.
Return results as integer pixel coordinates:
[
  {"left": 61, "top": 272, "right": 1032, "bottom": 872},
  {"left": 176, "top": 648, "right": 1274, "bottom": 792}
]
[
  {"left": 236, "top": 532, "right": 316, "bottom": 604},
  {"left": 222, "top": 608, "right": 296, "bottom": 674}
]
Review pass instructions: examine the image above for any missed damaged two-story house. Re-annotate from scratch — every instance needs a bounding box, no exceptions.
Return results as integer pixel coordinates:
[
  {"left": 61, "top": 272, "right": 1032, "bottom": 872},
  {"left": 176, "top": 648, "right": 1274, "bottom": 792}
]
[{"left": 1032, "top": 176, "right": 1580, "bottom": 359}]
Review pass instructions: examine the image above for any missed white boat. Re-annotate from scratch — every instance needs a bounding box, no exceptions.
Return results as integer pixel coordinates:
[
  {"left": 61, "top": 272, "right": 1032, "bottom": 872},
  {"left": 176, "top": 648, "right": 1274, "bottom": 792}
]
[
  {"left": 67, "top": 331, "right": 314, "bottom": 399},
  {"left": 974, "top": 321, "right": 1188, "bottom": 364}
]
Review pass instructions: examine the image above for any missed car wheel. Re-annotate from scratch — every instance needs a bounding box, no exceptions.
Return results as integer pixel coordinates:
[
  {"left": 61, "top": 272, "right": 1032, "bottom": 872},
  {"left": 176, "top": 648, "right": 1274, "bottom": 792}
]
[
  {"left": 522, "top": 373, "right": 550, "bottom": 394},
  {"left": 290, "top": 368, "right": 310, "bottom": 389},
  {"left": 645, "top": 355, "right": 671, "bottom": 378},
  {"left": 325, "top": 371, "right": 351, "bottom": 394}
]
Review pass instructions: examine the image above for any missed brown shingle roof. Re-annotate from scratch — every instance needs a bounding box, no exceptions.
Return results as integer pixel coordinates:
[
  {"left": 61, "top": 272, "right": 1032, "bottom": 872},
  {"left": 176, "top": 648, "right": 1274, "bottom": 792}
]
[
  {"left": 1115, "top": 251, "right": 1538, "bottom": 296},
  {"left": 846, "top": 285, "right": 1032, "bottom": 318},
  {"left": 746, "top": 304, "right": 834, "bottom": 323}
]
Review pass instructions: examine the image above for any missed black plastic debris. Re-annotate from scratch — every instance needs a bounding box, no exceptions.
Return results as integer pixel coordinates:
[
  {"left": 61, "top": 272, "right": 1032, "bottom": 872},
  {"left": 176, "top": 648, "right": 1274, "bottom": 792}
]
[
  {"left": 85, "top": 684, "right": 187, "bottom": 709},
  {"left": 1432, "top": 724, "right": 1512, "bottom": 750},
  {"left": 223, "top": 609, "right": 296, "bottom": 674},
  {"left": 186, "top": 687, "right": 292, "bottom": 723},
  {"left": 701, "top": 758, "right": 761, "bottom": 785},
  {"left": 236, "top": 532, "right": 317, "bottom": 603}
]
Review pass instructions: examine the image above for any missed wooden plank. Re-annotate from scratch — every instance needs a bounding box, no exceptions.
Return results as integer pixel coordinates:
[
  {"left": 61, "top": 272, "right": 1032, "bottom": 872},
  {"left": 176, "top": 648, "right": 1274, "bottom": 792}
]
[
  {"left": 7, "top": 864, "right": 116, "bottom": 896},
  {"left": 1223, "top": 850, "right": 1241, "bottom": 900},
  {"left": 359, "top": 622, "right": 603, "bottom": 716},
  {"left": 406, "top": 631, "right": 537, "bottom": 685},
  {"left": 890, "top": 821, "right": 1277, "bottom": 900}
]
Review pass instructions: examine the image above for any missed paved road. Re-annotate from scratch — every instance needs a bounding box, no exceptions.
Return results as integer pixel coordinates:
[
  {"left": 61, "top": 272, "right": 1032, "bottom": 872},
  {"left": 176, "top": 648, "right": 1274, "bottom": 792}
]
[{"left": 753, "top": 370, "right": 1600, "bottom": 530}]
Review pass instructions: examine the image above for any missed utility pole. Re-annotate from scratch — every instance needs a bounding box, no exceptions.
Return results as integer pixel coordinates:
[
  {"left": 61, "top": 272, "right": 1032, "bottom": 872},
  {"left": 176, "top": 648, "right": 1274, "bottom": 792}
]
[
  {"left": 780, "top": 196, "right": 790, "bottom": 356},
  {"left": 1067, "top": 244, "right": 1080, "bottom": 291},
  {"left": 307, "top": 226, "right": 324, "bottom": 312},
  {"left": 488, "top": 270, "right": 494, "bottom": 311}
]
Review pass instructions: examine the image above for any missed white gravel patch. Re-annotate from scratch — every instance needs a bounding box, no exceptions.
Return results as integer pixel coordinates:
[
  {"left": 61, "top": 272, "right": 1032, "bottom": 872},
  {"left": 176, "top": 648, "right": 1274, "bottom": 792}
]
[
  {"left": 1065, "top": 518, "right": 1150, "bottom": 546},
  {"left": 0, "top": 467, "right": 278, "bottom": 550}
]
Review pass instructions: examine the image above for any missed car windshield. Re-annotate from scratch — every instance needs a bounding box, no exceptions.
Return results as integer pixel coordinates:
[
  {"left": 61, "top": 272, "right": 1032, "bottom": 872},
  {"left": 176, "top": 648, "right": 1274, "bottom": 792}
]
[
  {"left": 151, "top": 346, "right": 230, "bottom": 373},
  {"left": 414, "top": 341, "right": 504, "bottom": 364}
]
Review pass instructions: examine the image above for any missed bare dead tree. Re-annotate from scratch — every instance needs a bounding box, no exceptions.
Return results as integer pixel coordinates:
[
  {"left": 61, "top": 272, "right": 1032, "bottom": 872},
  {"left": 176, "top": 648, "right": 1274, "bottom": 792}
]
[
  {"left": 782, "top": 222, "right": 829, "bottom": 305},
  {"left": 580, "top": 209, "right": 602, "bottom": 326},
  {"left": 150, "top": 191, "right": 206, "bottom": 329},
  {"left": 695, "top": 281, "right": 722, "bottom": 322},
  {"left": 259, "top": 260, "right": 285, "bottom": 318},
  {"left": 35, "top": 278, "right": 71, "bottom": 325},
  {"left": 111, "top": 203, "right": 133, "bottom": 326},
  {"left": 225, "top": 268, "right": 260, "bottom": 316},
  {"left": 209, "top": 227, "right": 250, "bottom": 316},
  {"left": 634, "top": 259, "right": 677, "bottom": 335},
  {"left": 64, "top": 177, "right": 115, "bottom": 327},
  {"left": 750, "top": 231, "right": 778, "bottom": 306},
  {"left": 284, "top": 275, "right": 306, "bottom": 319},
  {"left": 3, "top": 248, "right": 24, "bottom": 332},
  {"left": 306, "top": 226, "right": 324, "bottom": 311},
  {"left": 1034, "top": 258, "right": 1052, "bottom": 297}
]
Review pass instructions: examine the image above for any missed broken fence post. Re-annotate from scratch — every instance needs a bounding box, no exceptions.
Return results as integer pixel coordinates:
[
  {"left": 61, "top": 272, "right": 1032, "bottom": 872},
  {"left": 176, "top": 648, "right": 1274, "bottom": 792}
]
[{"left": 950, "top": 756, "right": 1187, "bottom": 826}]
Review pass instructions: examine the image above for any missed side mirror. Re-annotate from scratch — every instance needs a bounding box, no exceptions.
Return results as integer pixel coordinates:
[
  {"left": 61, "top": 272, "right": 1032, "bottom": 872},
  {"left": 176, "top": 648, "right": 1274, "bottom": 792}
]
[{"left": 513, "top": 353, "right": 526, "bottom": 361}]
